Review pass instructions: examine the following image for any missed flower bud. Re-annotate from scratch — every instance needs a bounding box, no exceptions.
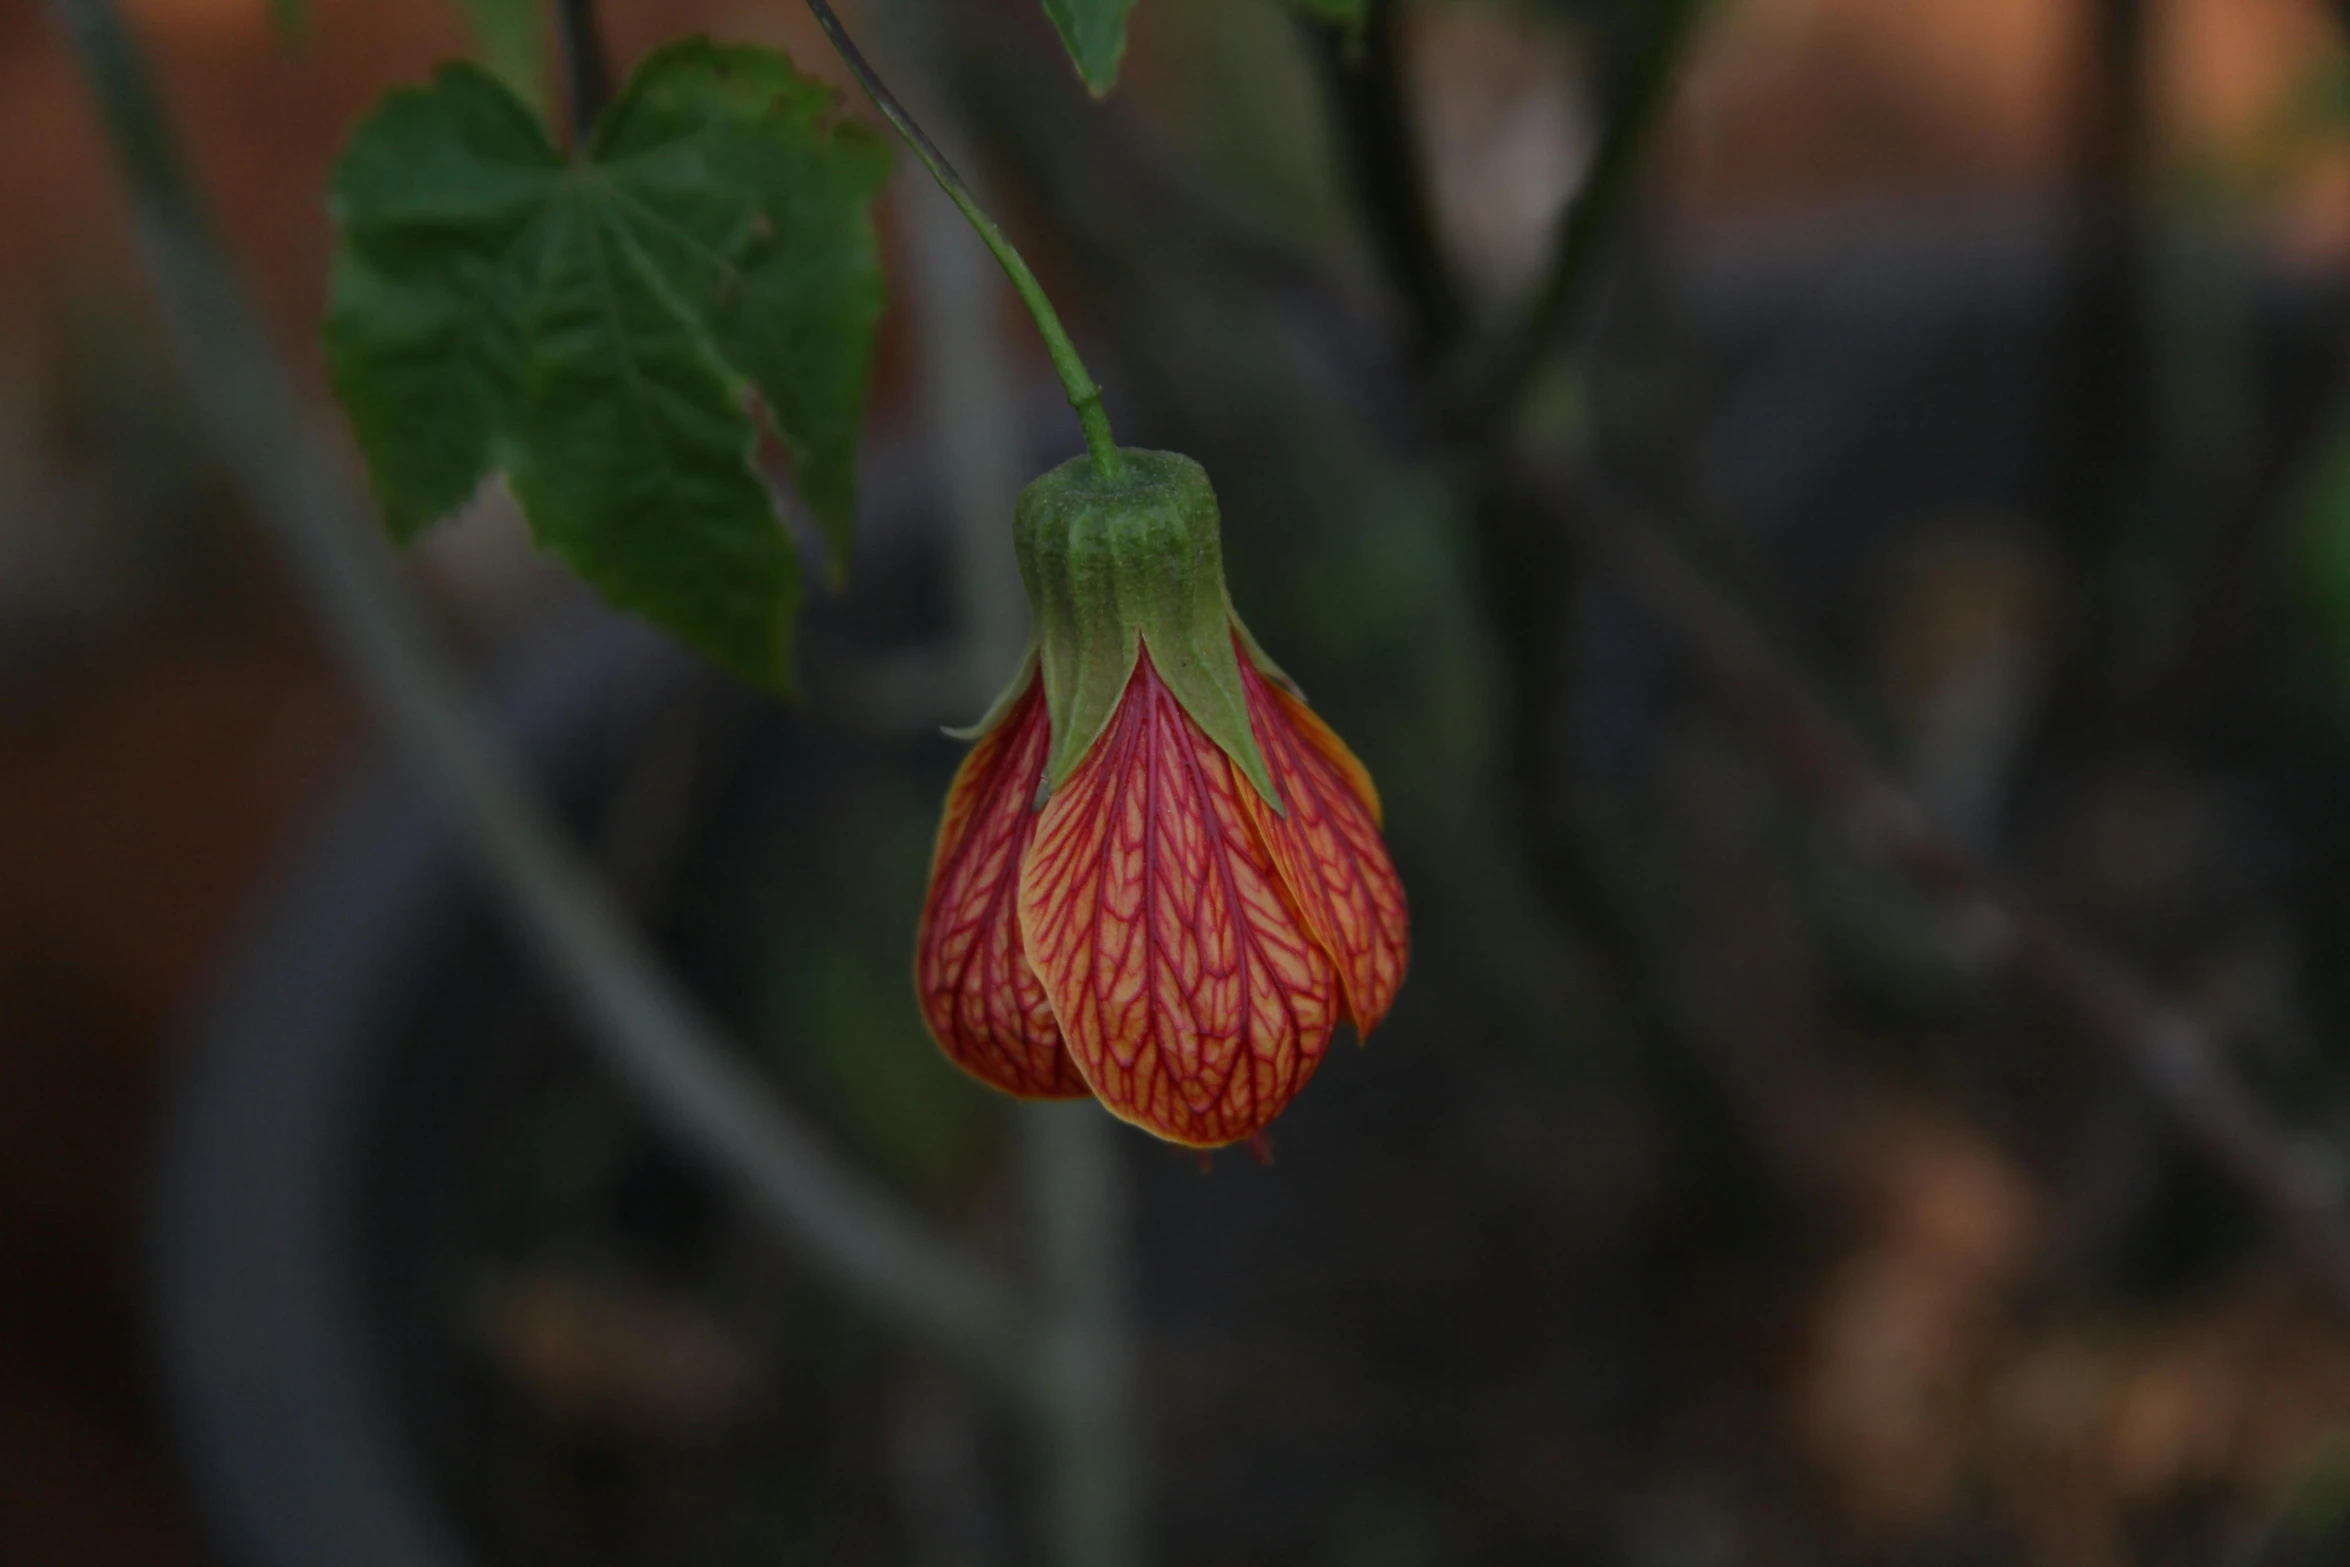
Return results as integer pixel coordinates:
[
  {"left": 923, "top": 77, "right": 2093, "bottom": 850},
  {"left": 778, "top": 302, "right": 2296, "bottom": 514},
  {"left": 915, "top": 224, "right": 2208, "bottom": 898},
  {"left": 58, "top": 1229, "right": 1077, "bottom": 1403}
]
[{"left": 918, "top": 446, "right": 1408, "bottom": 1147}]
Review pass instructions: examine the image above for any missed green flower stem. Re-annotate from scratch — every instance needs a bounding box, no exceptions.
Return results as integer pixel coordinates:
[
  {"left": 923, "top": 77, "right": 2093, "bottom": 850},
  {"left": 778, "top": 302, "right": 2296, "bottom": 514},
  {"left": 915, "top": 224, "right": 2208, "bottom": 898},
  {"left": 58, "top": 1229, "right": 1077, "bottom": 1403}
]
[
  {"left": 802, "top": 0, "right": 1126, "bottom": 482},
  {"left": 47, "top": 0, "right": 1039, "bottom": 1400},
  {"left": 878, "top": 10, "right": 1148, "bottom": 1559}
]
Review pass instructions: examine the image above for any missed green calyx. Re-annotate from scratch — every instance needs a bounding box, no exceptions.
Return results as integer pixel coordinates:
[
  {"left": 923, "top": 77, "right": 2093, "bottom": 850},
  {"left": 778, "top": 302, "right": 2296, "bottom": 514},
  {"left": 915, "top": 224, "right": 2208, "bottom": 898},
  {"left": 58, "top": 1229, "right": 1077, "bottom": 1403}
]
[{"left": 1012, "top": 448, "right": 1281, "bottom": 811}]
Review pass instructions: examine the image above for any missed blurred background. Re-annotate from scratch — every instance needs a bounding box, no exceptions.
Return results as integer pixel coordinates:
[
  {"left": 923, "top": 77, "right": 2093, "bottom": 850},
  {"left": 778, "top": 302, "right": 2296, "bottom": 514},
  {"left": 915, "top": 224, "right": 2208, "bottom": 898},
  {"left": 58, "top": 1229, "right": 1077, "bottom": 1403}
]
[{"left": 17, "top": 0, "right": 2350, "bottom": 1562}]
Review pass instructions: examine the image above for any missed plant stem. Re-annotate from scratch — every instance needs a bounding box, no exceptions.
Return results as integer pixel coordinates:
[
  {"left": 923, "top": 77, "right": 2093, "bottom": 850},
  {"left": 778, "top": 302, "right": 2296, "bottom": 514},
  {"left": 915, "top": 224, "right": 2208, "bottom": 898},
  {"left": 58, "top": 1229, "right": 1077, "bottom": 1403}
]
[
  {"left": 1461, "top": 0, "right": 1706, "bottom": 433},
  {"left": 878, "top": 7, "right": 1148, "bottom": 1556},
  {"left": 1305, "top": 0, "right": 1465, "bottom": 365},
  {"left": 801, "top": 0, "right": 1124, "bottom": 481},
  {"left": 2046, "top": 0, "right": 2149, "bottom": 723},
  {"left": 1022, "top": 1104, "right": 1143, "bottom": 1567},
  {"left": 554, "top": 0, "right": 612, "bottom": 145},
  {"left": 1311, "top": 3, "right": 1703, "bottom": 1076},
  {"left": 47, "top": 0, "right": 1038, "bottom": 1399}
]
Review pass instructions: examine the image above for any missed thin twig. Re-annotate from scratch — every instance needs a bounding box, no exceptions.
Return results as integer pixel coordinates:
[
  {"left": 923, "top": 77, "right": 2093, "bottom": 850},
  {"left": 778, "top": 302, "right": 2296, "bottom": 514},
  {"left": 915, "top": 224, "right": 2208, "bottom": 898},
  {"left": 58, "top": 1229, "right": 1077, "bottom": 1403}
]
[
  {"left": 1304, "top": 0, "right": 1466, "bottom": 365},
  {"left": 553, "top": 0, "right": 612, "bottom": 145},
  {"left": 1553, "top": 477, "right": 2350, "bottom": 1312},
  {"left": 2046, "top": 0, "right": 2151, "bottom": 723},
  {"left": 47, "top": 0, "right": 1038, "bottom": 1397},
  {"left": 1458, "top": 0, "right": 1707, "bottom": 433}
]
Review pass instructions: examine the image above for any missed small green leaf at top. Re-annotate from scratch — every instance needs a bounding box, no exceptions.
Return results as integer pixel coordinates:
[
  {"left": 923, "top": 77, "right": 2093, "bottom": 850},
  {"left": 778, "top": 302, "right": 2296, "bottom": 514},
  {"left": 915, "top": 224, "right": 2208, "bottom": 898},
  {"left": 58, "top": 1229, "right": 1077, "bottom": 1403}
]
[
  {"left": 1289, "top": 0, "right": 1369, "bottom": 23},
  {"left": 323, "top": 40, "right": 891, "bottom": 692},
  {"left": 1041, "top": 0, "right": 1135, "bottom": 95}
]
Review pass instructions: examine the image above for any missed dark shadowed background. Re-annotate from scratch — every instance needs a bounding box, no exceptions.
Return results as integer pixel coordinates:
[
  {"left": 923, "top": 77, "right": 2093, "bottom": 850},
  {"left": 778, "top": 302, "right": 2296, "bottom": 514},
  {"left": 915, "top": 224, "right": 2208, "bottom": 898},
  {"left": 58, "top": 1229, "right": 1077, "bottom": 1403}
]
[{"left": 13, "top": 0, "right": 2350, "bottom": 1563}]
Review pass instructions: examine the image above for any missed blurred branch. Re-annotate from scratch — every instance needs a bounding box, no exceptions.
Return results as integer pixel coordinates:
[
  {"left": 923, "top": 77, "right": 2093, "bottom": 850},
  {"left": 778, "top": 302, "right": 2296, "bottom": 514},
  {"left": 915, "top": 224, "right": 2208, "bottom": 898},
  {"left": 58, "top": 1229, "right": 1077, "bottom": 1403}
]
[
  {"left": 2049, "top": 0, "right": 2151, "bottom": 717},
  {"left": 46, "top": 0, "right": 1039, "bottom": 1397},
  {"left": 1551, "top": 474, "right": 2350, "bottom": 1313},
  {"left": 553, "top": 0, "right": 612, "bottom": 144},
  {"left": 1022, "top": 1105, "right": 1142, "bottom": 1567},
  {"left": 1458, "top": 0, "right": 1708, "bottom": 435},
  {"left": 1305, "top": 0, "right": 1728, "bottom": 1085},
  {"left": 1303, "top": 0, "right": 1466, "bottom": 364}
]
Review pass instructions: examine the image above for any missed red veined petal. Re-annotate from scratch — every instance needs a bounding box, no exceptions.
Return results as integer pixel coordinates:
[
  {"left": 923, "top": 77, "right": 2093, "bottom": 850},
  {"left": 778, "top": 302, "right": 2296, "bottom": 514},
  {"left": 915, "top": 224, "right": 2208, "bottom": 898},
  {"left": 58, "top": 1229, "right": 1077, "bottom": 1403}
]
[
  {"left": 915, "top": 676, "right": 1091, "bottom": 1099},
  {"left": 1018, "top": 651, "right": 1340, "bottom": 1147},
  {"left": 1238, "top": 651, "right": 1410, "bottom": 1034}
]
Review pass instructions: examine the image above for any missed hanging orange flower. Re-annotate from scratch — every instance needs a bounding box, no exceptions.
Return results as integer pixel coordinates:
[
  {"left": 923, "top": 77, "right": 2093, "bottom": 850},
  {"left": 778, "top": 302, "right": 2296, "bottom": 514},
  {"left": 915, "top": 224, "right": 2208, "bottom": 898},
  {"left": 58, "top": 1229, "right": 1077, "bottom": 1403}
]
[{"left": 915, "top": 450, "right": 1408, "bottom": 1148}]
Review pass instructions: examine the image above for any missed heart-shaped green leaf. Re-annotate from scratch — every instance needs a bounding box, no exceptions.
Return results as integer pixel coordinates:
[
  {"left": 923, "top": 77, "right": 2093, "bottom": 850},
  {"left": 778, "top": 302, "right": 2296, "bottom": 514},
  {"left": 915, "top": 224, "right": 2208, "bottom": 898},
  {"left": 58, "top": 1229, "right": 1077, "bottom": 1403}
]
[{"left": 324, "top": 40, "right": 890, "bottom": 691}]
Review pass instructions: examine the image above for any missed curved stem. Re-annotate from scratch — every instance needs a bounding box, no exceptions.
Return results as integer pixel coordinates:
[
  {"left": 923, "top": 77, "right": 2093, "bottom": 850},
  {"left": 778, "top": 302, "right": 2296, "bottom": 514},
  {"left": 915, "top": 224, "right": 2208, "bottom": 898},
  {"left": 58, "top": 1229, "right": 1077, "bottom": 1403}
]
[
  {"left": 1305, "top": 0, "right": 1465, "bottom": 366},
  {"left": 802, "top": 0, "right": 1125, "bottom": 481},
  {"left": 1460, "top": 0, "right": 1706, "bottom": 434},
  {"left": 878, "top": 9, "right": 1149, "bottom": 1556},
  {"left": 49, "top": 0, "right": 1037, "bottom": 1398}
]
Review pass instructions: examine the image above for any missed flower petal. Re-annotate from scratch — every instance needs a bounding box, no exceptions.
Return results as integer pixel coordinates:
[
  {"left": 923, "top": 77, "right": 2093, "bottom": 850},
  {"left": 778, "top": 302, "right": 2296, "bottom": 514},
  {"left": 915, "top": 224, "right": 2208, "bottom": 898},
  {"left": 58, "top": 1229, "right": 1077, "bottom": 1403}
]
[
  {"left": 916, "top": 676, "right": 1091, "bottom": 1099},
  {"left": 1019, "top": 651, "right": 1340, "bottom": 1147},
  {"left": 1238, "top": 653, "right": 1409, "bottom": 1034}
]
